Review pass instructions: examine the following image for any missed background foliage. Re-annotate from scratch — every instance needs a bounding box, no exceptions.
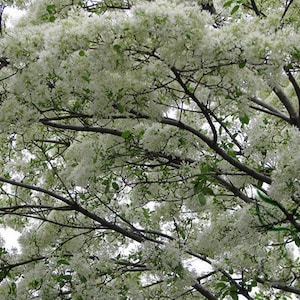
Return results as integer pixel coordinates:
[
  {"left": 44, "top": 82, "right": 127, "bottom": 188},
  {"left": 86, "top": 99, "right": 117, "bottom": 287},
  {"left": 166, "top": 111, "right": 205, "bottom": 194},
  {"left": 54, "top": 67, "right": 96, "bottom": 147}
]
[{"left": 0, "top": 0, "right": 300, "bottom": 299}]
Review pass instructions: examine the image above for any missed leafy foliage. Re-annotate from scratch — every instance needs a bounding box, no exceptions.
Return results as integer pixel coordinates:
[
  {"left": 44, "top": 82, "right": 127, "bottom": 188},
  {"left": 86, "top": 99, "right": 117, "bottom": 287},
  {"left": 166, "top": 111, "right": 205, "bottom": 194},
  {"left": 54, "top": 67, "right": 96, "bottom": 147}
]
[{"left": 0, "top": 0, "right": 300, "bottom": 299}]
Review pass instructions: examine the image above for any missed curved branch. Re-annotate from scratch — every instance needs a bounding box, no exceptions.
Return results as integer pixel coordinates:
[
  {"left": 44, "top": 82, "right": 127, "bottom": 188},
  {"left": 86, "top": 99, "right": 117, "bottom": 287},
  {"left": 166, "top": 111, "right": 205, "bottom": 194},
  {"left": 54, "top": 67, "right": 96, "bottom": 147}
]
[
  {"left": 0, "top": 204, "right": 73, "bottom": 212},
  {"left": 40, "top": 120, "right": 124, "bottom": 137},
  {"left": 186, "top": 250, "right": 254, "bottom": 300},
  {"left": 280, "top": 0, "right": 294, "bottom": 23},
  {"left": 209, "top": 112, "right": 243, "bottom": 152},
  {"left": 213, "top": 174, "right": 254, "bottom": 203},
  {"left": 171, "top": 66, "right": 218, "bottom": 144},
  {"left": 160, "top": 117, "right": 272, "bottom": 184},
  {"left": 0, "top": 176, "right": 146, "bottom": 243},
  {"left": 249, "top": 105, "right": 291, "bottom": 122},
  {"left": 272, "top": 86, "right": 298, "bottom": 126},
  {"left": 0, "top": 256, "right": 46, "bottom": 280},
  {"left": 220, "top": 270, "right": 254, "bottom": 300},
  {"left": 249, "top": 96, "right": 290, "bottom": 122},
  {"left": 43, "top": 118, "right": 271, "bottom": 183},
  {"left": 250, "top": 0, "right": 261, "bottom": 16},
  {"left": 284, "top": 67, "right": 300, "bottom": 126},
  {"left": 256, "top": 277, "right": 300, "bottom": 295},
  {"left": 192, "top": 283, "right": 218, "bottom": 300}
]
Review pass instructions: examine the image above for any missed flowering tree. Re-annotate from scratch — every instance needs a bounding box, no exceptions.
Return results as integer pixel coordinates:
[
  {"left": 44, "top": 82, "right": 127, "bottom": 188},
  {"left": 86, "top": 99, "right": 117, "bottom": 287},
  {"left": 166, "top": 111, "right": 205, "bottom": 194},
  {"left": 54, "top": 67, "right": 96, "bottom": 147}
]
[{"left": 0, "top": 0, "right": 300, "bottom": 298}]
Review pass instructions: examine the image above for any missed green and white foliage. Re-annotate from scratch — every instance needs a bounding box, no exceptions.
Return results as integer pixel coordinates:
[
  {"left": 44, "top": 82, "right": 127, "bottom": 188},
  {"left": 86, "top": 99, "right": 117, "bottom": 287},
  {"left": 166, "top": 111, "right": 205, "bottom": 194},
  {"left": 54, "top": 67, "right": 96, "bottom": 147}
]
[{"left": 0, "top": 0, "right": 300, "bottom": 299}]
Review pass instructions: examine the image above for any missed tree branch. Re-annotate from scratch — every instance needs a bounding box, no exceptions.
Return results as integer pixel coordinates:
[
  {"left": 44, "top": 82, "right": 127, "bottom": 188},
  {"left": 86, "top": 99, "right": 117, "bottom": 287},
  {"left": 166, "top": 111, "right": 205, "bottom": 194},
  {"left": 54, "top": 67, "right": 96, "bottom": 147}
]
[
  {"left": 213, "top": 174, "right": 254, "bottom": 203},
  {"left": 192, "top": 282, "right": 218, "bottom": 300},
  {"left": 0, "top": 176, "right": 146, "bottom": 243},
  {"left": 284, "top": 67, "right": 300, "bottom": 126},
  {"left": 250, "top": 0, "right": 261, "bottom": 16},
  {"left": 171, "top": 66, "right": 218, "bottom": 144},
  {"left": 40, "top": 120, "right": 124, "bottom": 137},
  {"left": 272, "top": 85, "right": 298, "bottom": 126},
  {"left": 280, "top": 0, "right": 294, "bottom": 23},
  {"left": 160, "top": 117, "right": 272, "bottom": 184},
  {"left": 249, "top": 96, "right": 290, "bottom": 122},
  {"left": 249, "top": 105, "right": 291, "bottom": 122},
  {"left": 0, "top": 256, "right": 46, "bottom": 280},
  {"left": 256, "top": 277, "right": 300, "bottom": 295}
]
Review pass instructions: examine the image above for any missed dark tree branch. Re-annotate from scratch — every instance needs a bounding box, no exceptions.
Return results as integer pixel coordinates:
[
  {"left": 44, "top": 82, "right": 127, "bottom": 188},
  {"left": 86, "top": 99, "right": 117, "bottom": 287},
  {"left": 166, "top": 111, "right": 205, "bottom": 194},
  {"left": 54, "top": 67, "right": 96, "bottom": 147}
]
[
  {"left": 33, "top": 139, "right": 71, "bottom": 146},
  {"left": 40, "top": 120, "right": 124, "bottom": 137},
  {"left": 0, "top": 210, "right": 103, "bottom": 230},
  {"left": 249, "top": 96, "right": 290, "bottom": 122},
  {"left": 209, "top": 111, "right": 243, "bottom": 152},
  {"left": 220, "top": 270, "right": 254, "bottom": 300},
  {"left": 249, "top": 105, "right": 291, "bottom": 123},
  {"left": 243, "top": 1, "right": 266, "bottom": 17},
  {"left": 0, "top": 176, "right": 147, "bottom": 243},
  {"left": 0, "top": 256, "right": 46, "bottom": 281},
  {"left": 192, "top": 282, "right": 218, "bottom": 300},
  {"left": 0, "top": 4, "right": 6, "bottom": 35},
  {"left": 280, "top": 0, "right": 294, "bottom": 23},
  {"left": 250, "top": 0, "right": 261, "bottom": 16},
  {"left": 0, "top": 57, "right": 9, "bottom": 69},
  {"left": 0, "top": 204, "right": 73, "bottom": 212},
  {"left": 213, "top": 174, "right": 254, "bottom": 203},
  {"left": 41, "top": 113, "right": 259, "bottom": 203},
  {"left": 159, "top": 117, "right": 272, "bottom": 184},
  {"left": 284, "top": 67, "right": 300, "bottom": 126},
  {"left": 272, "top": 85, "right": 298, "bottom": 126},
  {"left": 171, "top": 66, "right": 218, "bottom": 144},
  {"left": 256, "top": 277, "right": 300, "bottom": 295},
  {"left": 201, "top": 1, "right": 217, "bottom": 15}
]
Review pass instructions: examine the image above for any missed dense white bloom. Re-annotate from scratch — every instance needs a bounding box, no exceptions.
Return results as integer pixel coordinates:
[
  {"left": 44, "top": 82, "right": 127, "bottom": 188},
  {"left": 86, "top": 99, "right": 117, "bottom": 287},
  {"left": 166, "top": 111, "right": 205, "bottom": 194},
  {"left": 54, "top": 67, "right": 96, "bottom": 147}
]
[{"left": 0, "top": 0, "right": 300, "bottom": 299}]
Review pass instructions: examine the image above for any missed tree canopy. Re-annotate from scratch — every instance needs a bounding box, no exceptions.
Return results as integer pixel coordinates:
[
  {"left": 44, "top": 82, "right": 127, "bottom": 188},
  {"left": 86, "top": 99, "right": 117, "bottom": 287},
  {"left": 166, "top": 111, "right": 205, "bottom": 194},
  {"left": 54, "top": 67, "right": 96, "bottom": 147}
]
[{"left": 0, "top": 0, "right": 300, "bottom": 299}]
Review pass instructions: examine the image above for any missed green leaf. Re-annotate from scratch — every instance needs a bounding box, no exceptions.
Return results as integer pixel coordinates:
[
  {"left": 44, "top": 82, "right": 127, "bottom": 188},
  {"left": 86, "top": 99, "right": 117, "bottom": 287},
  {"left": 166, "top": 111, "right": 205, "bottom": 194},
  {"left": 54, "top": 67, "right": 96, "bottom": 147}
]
[
  {"left": 268, "top": 226, "right": 291, "bottom": 232},
  {"left": 177, "top": 226, "right": 186, "bottom": 239},
  {"left": 193, "top": 181, "right": 203, "bottom": 193},
  {"left": 239, "top": 60, "right": 246, "bottom": 68},
  {"left": 231, "top": 5, "right": 240, "bottom": 14},
  {"left": 292, "top": 46, "right": 300, "bottom": 59},
  {"left": 113, "top": 44, "right": 122, "bottom": 54},
  {"left": 229, "top": 291, "right": 239, "bottom": 300},
  {"left": 198, "top": 194, "right": 206, "bottom": 206},
  {"left": 121, "top": 130, "right": 131, "bottom": 139},
  {"left": 223, "top": 0, "right": 233, "bottom": 8},
  {"left": 57, "top": 259, "right": 70, "bottom": 265},
  {"left": 263, "top": 117, "right": 269, "bottom": 124},
  {"left": 117, "top": 103, "right": 124, "bottom": 113},
  {"left": 142, "top": 207, "right": 150, "bottom": 220},
  {"left": 216, "top": 282, "right": 227, "bottom": 289},
  {"left": 49, "top": 15, "right": 56, "bottom": 22},
  {"left": 202, "top": 186, "right": 214, "bottom": 195},
  {"left": 79, "top": 50, "right": 85, "bottom": 56},
  {"left": 46, "top": 4, "right": 56, "bottom": 14},
  {"left": 81, "top": 75, "right": 90, "bottom": 82},
  {"left": 228, "top": 150, "right": 237, "bottom": 158},
  {"left": 257, "top": 180, "right": 263, "bottom": 188},
  {"left": 112, "top": 182, "right": 119, "bottom": 190},
  {"left": 62, "top": 274, "right": 72, "bottom": 281},
  {"left": 9, "top": 282, "right": 17, "bottom": 296},
  {"left": 3, "top": 173, "right": 11, "bottom": 179},
  {"left": 257, "top": 190, "right": 279, "bottom": 207},
  {"left": 103, "top": 179, "right": 110, "bottom": 194},
  {"left": 294, "top": 236, "right": 300, "bottom": 247},
  {"left": 239, "top": 114, "right": 249, "bottom": 125},
  {"left": 179, "top": 137, "right": 186, "bottom": 147},
  {"left": 78, "top": 273, "right": 87, "bottom": 283},
  {"left": 255, "top": 202, "right": 265, "bottom": 226},
  {"left": 0, "top": 247, "right": 7, "bottom": 255}
]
